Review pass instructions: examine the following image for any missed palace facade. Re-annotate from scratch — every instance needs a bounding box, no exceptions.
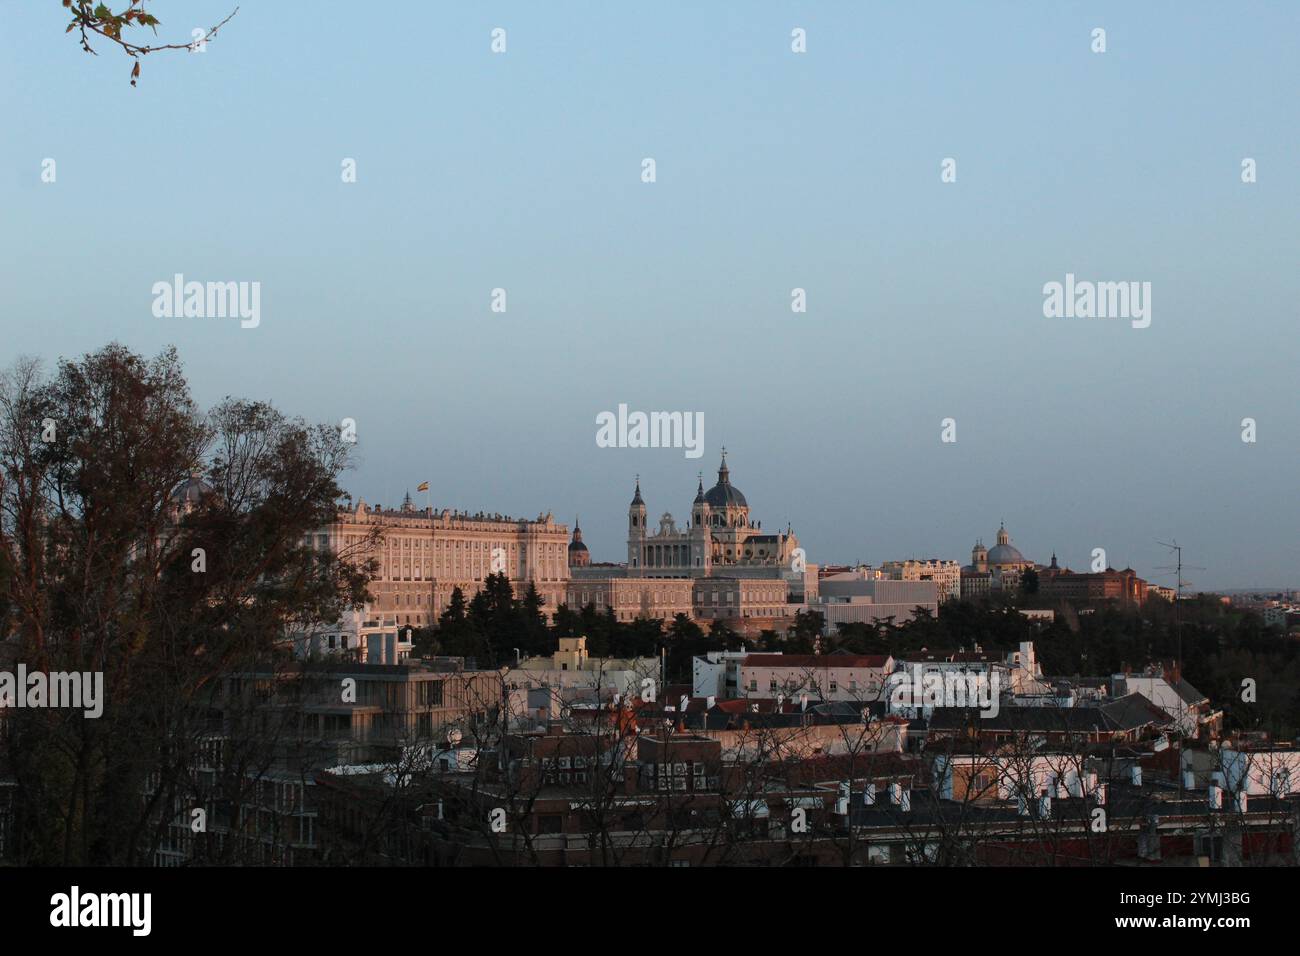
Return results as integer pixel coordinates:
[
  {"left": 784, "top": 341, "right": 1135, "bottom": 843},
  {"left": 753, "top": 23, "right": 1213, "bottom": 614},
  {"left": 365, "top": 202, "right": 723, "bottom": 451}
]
[{"left": 320, "top": 497, "right": 571, "bottom": 628}]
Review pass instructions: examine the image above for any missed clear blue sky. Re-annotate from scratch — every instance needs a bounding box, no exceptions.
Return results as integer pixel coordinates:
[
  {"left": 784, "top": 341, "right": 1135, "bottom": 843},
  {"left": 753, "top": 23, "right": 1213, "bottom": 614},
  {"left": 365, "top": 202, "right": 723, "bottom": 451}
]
[{"left": 2, "top": 2, "right": 1297, "bottom": 589}]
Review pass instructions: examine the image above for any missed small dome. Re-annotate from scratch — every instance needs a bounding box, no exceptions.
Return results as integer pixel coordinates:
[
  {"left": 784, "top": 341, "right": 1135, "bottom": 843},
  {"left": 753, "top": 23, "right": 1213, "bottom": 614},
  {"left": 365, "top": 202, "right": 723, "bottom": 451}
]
[
  {"left": 170, "top": 474, "right": 213, "bottom": 505},
  {"left": 704, "top": 453, "right": 747, "bottom": 509},
  {"left": 569, "top": 516, "right": 588, "bottom": 552}
]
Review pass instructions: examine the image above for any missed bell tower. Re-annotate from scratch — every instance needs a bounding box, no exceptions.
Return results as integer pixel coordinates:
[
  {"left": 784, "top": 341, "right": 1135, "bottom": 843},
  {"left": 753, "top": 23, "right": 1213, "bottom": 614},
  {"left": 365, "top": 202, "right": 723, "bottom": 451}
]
[{"left": 627, "top": 477, "right": 647, "bottom": 574}]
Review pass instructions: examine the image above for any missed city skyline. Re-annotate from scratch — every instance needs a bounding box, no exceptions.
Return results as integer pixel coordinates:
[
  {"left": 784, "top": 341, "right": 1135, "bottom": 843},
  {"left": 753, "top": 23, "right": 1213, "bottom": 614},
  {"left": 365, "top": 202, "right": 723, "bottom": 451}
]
[
  {"left": 4, "top": 3, "right": 1295, "bottom": 591},
  {"left": 341, "top": 448, "right": 1214, "bottom": 592},
  {"left": 2, "top": 0, "right": 1297, "bottom": 898}
]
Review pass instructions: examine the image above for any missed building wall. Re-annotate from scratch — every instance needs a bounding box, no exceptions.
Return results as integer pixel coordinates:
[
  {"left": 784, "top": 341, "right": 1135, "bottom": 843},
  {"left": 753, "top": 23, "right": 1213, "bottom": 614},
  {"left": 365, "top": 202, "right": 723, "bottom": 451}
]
[
  {"left": 880, "top": 560, "right": 961, "bottom": 603},
  {"left": 321, "top": 501, "right": 571, "bottom": 627},
  {"left": 738, "top": 655, "right": 894, "bottom": 702},
  {"left": 693, "top": 577, "right": 789, "bottom": 620}
]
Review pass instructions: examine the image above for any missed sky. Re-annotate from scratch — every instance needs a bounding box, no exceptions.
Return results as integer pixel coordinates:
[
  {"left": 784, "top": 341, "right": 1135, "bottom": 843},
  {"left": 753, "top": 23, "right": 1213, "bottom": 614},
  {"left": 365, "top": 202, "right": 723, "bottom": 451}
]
[{"left": 2, "top": 2, "right": 1297, "bottom": 590}]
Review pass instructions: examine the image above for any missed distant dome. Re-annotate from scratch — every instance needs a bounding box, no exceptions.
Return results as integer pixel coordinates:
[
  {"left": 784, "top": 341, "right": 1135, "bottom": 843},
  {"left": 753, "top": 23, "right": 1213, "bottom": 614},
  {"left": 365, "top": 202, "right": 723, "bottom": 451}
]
[
  {"left": 986, "top": 543, "right": 1026, "bottom": 566},
  {"left": 170, "top": 474, "right": 213, "bottom": 506},
  {"left": 985, "top": 522, "right": 1027, "bottom": 566},
  {"left": 568, "top": 517, "right": 590, "bottom": 567},
  {"left": 704, "top": 453, "right": 747, "bottom": 509}
]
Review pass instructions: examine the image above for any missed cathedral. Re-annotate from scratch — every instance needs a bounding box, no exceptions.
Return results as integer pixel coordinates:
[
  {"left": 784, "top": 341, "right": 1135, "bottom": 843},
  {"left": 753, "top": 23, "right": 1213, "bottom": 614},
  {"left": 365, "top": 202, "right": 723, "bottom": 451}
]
[
  {"left": 625, "top": 451, "right": 800, "bottom": 577},
  {"left": 567, "top": 452, "right": 806, "bottom": 626},
  {"left": 966, "top": 522, "right": 1033, "bottom": 576},
  {"left": 961, "top": 522, "right": 1036, "bottom": 596}
]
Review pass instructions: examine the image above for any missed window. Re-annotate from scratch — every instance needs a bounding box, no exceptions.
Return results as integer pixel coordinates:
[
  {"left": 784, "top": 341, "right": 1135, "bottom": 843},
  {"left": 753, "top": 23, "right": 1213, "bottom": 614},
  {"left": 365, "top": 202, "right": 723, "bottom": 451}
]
[{"left": 1195, "top": 832, "right": 1224, "bottom": 862}]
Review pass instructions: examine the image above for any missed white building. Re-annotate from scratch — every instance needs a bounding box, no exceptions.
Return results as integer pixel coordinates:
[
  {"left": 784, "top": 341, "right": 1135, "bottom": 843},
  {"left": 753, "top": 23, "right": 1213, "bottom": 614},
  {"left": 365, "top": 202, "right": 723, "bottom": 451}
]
[
  {"left": 1112, "top": 669, "right": 1216, "bottom": 739},
  {"left": 290, "top": 605, "right": 411, "bottom": 663},
  {"left": 692, "top": 650, "right": 753, "bottom": 700},
  {"left": 809, "top": 577, "right": 938, "bottom": 633},
  {"left": 738, "top": 653, "right": 895, "bottom": 703},
  {"left": 1219, "top": 747, "right": 1300, "bottom": 797}
]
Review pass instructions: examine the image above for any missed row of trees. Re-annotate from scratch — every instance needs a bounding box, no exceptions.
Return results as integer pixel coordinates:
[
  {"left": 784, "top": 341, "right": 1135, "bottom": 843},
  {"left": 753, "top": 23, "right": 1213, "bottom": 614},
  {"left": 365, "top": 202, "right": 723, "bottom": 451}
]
[{"left": 407, "top": 575, "right": 828, "bottom": 684}]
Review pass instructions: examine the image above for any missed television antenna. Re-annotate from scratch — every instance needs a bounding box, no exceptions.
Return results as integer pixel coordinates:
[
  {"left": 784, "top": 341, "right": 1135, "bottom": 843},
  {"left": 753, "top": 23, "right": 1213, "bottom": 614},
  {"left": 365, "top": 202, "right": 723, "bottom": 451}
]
[{"left": 1154, "top": 540, "right": 1205, "bottom": 675}]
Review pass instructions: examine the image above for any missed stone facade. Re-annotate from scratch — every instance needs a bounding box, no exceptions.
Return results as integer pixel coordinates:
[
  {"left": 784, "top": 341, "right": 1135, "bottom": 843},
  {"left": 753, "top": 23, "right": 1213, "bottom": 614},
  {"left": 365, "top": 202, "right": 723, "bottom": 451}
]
[{"left": 320, "top": 498, "right": 570, "bottom": 628}]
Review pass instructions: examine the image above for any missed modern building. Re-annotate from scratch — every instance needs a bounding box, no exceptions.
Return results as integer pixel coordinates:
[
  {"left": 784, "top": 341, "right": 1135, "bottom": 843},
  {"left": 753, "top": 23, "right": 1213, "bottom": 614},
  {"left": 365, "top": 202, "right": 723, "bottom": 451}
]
[{"left": 810, "top": 575, "right": 938, "bottom": 633}]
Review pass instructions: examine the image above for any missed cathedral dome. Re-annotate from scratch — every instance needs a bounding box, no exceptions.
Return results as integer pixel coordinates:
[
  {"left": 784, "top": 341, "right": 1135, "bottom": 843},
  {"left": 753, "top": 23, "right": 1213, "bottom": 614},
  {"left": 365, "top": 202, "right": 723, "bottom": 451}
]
[
  {"left": 986, "top": 523, "right": 1026, "bottom": 566},
  {"left": 704, "top": 453, "right": 747, "bottom": 508},
  {"left": 986, "top": 543, "right": 1025, "bottom": 566},
  {"left": 169, "top": 474, "right": 213, "bottom": 507}
]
